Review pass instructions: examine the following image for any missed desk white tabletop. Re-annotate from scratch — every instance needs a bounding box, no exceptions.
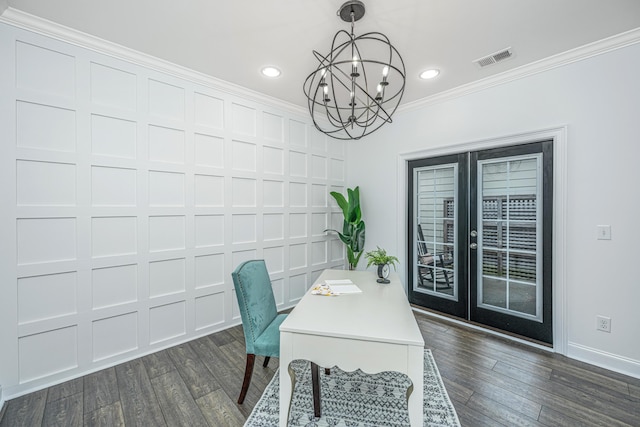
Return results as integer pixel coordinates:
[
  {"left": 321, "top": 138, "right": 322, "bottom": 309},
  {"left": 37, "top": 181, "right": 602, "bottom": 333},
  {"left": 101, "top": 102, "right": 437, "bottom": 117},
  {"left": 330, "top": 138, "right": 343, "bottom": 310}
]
[{"left": 280, "top": 269, "right": 424, "bottom": 347}]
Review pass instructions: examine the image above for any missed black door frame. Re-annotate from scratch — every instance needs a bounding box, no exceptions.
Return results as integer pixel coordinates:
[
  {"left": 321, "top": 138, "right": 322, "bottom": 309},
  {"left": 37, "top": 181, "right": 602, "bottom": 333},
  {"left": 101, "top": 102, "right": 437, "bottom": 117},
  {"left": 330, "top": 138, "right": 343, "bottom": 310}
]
[
  {"left": 407, "top": 153, "right": 468, "bottom": 319},
  {"left": 407, "top": 140, "right": 554, "bottom": 344}
]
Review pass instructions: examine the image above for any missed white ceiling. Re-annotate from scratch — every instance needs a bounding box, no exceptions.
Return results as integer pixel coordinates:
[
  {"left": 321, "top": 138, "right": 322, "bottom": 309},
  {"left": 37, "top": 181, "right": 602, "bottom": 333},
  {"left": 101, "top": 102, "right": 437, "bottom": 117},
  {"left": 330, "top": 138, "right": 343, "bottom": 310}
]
[{"left": 4, "top": 0, "right": 640, "bottom": 108}]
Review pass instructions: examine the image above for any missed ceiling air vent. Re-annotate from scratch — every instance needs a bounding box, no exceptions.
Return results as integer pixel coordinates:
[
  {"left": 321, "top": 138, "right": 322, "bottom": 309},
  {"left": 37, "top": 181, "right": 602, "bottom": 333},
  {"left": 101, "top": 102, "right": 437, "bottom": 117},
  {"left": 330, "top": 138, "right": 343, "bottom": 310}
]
[{"left": 473, "top": 47, "right": 513, "bottom": 68}]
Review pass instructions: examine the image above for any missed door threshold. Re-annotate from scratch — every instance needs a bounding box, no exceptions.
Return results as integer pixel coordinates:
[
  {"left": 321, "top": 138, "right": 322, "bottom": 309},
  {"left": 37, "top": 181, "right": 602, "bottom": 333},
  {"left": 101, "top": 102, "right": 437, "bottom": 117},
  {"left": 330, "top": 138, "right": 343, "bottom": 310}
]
[{"left": 411, "top": 305, "right": 554, "bottom": 352}]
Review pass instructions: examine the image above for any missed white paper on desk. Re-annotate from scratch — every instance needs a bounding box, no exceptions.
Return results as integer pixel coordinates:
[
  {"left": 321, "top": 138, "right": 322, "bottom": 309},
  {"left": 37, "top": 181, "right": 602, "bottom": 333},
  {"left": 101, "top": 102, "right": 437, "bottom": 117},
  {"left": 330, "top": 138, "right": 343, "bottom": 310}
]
[
  {"left": 325, "top": 279, "right": 353, "bottom": 285},
  {"left": 324, "top": 279, "right": 362, "bottom": 294}
]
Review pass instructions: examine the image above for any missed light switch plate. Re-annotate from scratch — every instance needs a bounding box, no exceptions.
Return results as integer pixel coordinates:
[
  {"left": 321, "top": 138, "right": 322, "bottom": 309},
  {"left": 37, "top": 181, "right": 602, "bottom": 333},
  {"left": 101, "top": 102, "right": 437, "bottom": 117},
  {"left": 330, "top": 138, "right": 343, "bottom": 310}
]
[{"left": 597, "top": 225, "right": 611, "bottom": 240}]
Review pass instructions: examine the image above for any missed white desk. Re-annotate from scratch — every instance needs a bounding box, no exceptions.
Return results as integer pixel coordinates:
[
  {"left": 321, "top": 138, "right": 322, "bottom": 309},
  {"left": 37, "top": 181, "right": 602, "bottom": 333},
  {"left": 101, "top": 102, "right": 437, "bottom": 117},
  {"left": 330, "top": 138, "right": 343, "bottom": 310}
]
[{"left": 279, "top": 269, "right": 425, "bottom": 426}]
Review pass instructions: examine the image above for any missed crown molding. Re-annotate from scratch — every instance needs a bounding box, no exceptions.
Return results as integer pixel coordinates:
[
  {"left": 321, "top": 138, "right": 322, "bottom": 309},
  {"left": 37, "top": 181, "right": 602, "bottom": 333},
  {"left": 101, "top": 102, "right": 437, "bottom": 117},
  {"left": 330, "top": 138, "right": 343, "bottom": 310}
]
[
  {"left": 399, "top": 26, "right": 640, "bottom": 114},
  {"left": 3, "top": 7, "right": 639, "bottom": 118},
  {"left": 0, "top": 7, "right": 308, "bottom": 117}
]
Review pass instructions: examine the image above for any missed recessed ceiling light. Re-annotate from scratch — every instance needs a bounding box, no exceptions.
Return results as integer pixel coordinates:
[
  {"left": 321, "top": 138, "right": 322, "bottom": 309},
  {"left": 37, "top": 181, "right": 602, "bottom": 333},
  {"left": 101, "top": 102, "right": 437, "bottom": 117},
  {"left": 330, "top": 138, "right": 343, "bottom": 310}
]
[
  {"left": 261, "top": 66, "right": 281, "bottom": 78},
  {"left": 419, "top": 69, "right": 440, "bottom": 80}
]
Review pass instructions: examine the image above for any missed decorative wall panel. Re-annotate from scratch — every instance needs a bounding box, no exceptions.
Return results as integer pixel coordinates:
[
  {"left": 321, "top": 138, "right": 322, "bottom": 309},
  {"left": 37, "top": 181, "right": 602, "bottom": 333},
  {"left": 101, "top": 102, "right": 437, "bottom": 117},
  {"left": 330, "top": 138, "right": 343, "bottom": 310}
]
[
  {"left": 289, "top": 120, "right": 307, "bottom": 147},
  {"left": 194, "top": 215, "right": 224, "bottom": 247},
  {"left": 16, "top": 41, "right": 75, "bottom": 99},
  {"left": 312, "top": 184, "right": 327, "bottom": 207},
  {"left": 271, "top": 278, "right": 285, "bottom": 306},
  {"left": 263, "top": 214, "right": 284, "bottom": 241},
  {"left": 194, "top": 174, "right": 224, "bottom": 207},
  {"left": 194, "top": 253, "right": 224, "bottom": 289},
  {"left": 149, "top": 301, "right": 186, "bottom": 344},
  {"left": 312, "top": 241, "right": 328, "bottom": 266},
  {"left": 289, "top": 151, "right": 307, "bottom": 177},
  {"left": 312, "top": 155, "right": 327, "bottom": 179},
  {"left": 289, "top": 273, "right": 308, "bottom": 302},
  {"left": 194, "top": 133, "right": 224, "bottom": 168},
  {"left": 148, "top": 79, "right": 185, "bottom": 120},
  {"left": 290, "top": 243, "right": 307, "bottom": 270},
  {"left": 232, "top": 177, "right": 256, "bottom": 207},
  {"left": 232, "top": 140, "right": 257, "bottom": 171},
  {"left": 232, "top": 214, "right": 257, "bottom": 244},
  {"left": 148, "top": 125, "right": 185, "bottom": 164},
  {"left": 149, "top": 216, "right": 186, "bottom": 252},
  {"left": 232, "top": 249, "right": 258, "bottom": 270},
  {"left": 18, "top": 326, "right": 78, "bottom": 382},
  {"left": 149, "top": 258, "right": 186, "bottom": 297},
  {"left": 330, "top": 158, "right": 345, "bottom": 181},
  {"left": 231, "top": 103, "right": 256, "bottom": 136},
  {"left": 17, "top": 160, "right": 76, "bottom": 206},
  {"left": 264, "top": 246, "right": 284, "bottom": 273},
  {"left": 17, "top": 218, "right": 77, "bottom": 264},
  {"left": 194, "top": 92, "right": 224, "bottom": 129},
  {"left": 16, "top": 101, "right": 76, "bottom": 152},
  {"left": 289, "top": 213, "right": 307, "bottom": 238},
  {"left": 289, "top": 182, "right": 307, "bottom": 207},
  {"left": 90, "top": 62, "right": 137, "bottom": 110},
  {"left": 263, "top": 146, "right": 284, "bottom": 175},
  {"left": 91, "top": 216, "right": 137, "bottom": 257},
  {"left": 195, "top": 293, "right": 225, "bottom": 330},
  {"left": 91, "top": 166, "right": 136, "bottom": 206},
  {"left": 311, "top": 213, "right": 327, "bottom": 237},
  {"left": 148, "top": 171, "right": 185, "bottom": 206},
  {"left": 91, "top": 114, "right": 137, "bottom": 159},
  {"left": 18, "top": 272, "right": 77, "bottom": 324},
  {"left": 263, "top": 112, "right": 284, "bottom": 143},
  {"left": 1, "top": 22, "right": 346, "bottom": 398},
  {"left": 263, "top": 180, "right": 284, "bottom": 207},
  {"left": 92, "top": 264, "right": 137, "bottom": 309},
  {"left": 92, "top": 312, "right": 138, "bottom": 361}
]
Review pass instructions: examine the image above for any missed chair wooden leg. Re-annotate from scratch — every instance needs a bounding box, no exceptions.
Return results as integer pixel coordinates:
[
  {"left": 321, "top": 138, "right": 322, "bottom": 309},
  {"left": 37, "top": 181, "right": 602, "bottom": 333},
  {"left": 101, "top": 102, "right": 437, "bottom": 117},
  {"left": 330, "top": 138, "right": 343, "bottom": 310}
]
[
  {"left": 263, "top": 356, "right": 270, "bottom": 367},
  {"left": 311, "top": 362, "right": 321, "bottom": 418},
  {"left": 238, "top": 354, "right": 255, "bottom": 404}
]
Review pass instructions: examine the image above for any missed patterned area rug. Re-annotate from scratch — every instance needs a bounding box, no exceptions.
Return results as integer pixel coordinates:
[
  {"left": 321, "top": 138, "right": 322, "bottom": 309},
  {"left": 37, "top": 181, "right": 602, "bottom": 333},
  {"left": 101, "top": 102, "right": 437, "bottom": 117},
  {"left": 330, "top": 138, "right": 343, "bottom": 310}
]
[{"left": 245, "top": 349, "right": 460, "bottom": 427}]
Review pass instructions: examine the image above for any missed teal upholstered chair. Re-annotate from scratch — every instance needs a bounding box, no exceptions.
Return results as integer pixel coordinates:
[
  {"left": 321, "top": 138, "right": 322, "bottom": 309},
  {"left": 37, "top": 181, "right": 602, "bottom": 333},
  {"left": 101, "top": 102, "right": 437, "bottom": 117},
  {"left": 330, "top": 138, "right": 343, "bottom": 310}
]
[{"left": 232, "top": 259, "right": 287, "bottom": 404}]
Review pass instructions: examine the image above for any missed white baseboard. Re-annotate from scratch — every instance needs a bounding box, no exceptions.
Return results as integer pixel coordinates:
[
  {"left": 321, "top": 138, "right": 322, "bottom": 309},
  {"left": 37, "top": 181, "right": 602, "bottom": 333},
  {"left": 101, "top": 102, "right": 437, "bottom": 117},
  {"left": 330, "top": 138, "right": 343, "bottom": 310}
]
[{"left": 567, "top": 342, "right": 640, "bottom": 379}]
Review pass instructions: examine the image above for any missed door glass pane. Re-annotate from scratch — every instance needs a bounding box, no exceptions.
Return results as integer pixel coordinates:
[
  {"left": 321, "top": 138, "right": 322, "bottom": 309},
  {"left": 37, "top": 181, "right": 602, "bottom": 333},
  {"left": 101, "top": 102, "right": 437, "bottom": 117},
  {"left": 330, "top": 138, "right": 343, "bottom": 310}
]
[
  {"left": 477, "top": 155, "right": 542, "bottom": 321},
  {"left": 414, "top": 164, "right": 457, "bottom": 299}
]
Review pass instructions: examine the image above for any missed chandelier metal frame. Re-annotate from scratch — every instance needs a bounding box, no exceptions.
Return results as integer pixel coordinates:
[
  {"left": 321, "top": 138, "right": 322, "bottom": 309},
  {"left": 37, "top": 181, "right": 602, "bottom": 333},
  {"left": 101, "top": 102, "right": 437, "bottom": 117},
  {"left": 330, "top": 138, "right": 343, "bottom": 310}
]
[{"left": 304, "top": 1, "right": 406, "bottom": 140}]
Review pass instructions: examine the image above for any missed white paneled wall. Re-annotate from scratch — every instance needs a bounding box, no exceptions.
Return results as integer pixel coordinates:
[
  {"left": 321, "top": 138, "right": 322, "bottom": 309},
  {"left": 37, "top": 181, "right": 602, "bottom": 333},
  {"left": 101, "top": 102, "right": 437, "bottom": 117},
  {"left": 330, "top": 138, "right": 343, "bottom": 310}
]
[{"left": 0, "top": 22, "right": 347, "bottom": 398}]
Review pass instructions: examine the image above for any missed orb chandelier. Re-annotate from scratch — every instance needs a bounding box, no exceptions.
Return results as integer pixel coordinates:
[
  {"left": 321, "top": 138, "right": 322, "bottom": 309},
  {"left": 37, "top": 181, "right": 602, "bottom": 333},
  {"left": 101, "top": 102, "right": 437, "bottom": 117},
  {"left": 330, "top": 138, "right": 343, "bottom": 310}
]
[{"left": 303, "top": 1, "right": 406, "bottom": 140}]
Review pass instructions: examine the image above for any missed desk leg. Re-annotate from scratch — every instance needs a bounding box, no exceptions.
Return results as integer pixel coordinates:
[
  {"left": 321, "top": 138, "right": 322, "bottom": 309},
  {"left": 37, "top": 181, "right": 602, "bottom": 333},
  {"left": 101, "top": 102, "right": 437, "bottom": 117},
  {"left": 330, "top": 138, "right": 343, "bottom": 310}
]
[
  {"left": 279, "top": 332, "right": 293, "bottom": 427},
  {"left": 311, "top": 362, "right": 321, "bottom": 417},
  {"left": 407, "top": 346, "right": 424, "bottom": 427}
]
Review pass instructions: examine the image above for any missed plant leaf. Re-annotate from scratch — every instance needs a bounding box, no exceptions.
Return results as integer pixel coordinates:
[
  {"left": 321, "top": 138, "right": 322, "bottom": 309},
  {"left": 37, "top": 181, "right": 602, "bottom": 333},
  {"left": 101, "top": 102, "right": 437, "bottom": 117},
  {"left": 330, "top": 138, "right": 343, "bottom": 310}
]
[{"left": 330, "top": 191, "right": 349, "bottom": 219}]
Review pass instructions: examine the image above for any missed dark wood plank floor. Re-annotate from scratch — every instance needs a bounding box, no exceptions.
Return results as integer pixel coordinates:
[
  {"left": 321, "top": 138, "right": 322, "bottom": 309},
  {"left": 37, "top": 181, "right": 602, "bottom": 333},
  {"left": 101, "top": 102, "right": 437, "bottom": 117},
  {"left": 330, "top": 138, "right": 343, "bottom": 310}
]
[{"left": 1, "top": 311, "right": 639, "bottom": 426}]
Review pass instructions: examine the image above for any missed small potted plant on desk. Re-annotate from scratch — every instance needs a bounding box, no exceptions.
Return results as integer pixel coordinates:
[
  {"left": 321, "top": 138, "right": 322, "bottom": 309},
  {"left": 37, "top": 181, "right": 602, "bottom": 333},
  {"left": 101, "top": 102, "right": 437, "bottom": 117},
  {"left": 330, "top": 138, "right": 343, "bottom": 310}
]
[{"left": 364, "top": 246, "right": 399, "bottom": 284}]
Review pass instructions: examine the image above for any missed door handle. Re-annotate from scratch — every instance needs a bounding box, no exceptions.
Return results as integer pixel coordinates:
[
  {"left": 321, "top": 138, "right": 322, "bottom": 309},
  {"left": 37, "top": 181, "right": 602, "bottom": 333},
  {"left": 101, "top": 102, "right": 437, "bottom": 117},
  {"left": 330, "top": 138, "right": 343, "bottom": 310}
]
[{"left": 469, "top": 243, "right": 478, "bottom": 250}]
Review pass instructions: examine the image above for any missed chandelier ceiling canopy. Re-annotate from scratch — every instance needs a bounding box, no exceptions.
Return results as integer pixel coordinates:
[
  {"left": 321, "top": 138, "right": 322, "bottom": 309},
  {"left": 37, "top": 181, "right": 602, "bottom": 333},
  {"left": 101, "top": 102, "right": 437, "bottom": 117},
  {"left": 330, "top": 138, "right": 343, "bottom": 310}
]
[{"left": 303, "top": 1, "right": 406, "bottom": 140}]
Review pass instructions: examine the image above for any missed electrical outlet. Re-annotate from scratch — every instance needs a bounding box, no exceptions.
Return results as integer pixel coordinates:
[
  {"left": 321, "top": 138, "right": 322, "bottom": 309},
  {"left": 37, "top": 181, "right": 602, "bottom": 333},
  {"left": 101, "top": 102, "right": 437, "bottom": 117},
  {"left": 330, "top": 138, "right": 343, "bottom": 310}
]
[{"left": 596, "top": 315, "right": 611, "bottom": 333}]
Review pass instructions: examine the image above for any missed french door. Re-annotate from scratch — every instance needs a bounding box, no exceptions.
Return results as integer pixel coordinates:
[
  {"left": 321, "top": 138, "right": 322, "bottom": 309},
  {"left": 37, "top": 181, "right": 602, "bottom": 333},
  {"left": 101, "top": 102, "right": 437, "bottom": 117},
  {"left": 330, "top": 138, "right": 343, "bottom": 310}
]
[{"left": 408, "top": 141, "right": 553, "bottom": 344}]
